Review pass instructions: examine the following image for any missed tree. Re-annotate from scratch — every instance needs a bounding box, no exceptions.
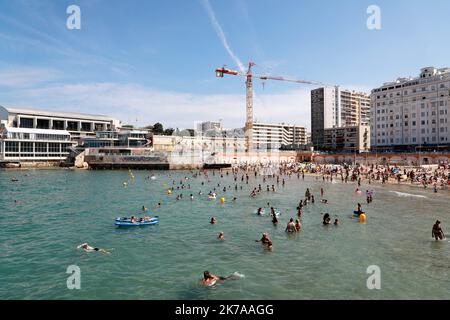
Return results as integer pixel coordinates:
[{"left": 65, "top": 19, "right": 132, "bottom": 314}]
[
  {"left": 152, "top": 122, "right": 164, "bottom": 135},
  {"left": 163, "top": 128, "right": 174, "bottom": 136}
]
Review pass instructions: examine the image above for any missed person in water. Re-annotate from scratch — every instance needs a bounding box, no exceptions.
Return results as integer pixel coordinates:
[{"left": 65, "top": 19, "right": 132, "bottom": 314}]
[
  {"left": 202, "top": 271, "right": 221, "bottom": 286},
  {"left": 295, "top": 219, "right": 302, "bottom": 231},
  {"left": 432, "top": 220, "right": 445, "bottom": 241},
  {"left": 285, "top": 218, "right": 297, "bottom": 233},
  {"left": 334, "top": 218, "right": 340, "bottom": 226},
  {"left": 323, "top": 213, "right": 331, "bottom": 225},
  {"left": 142, "top": 206, "right": 148, "bottom": 211},
  {"left": 78, "top": 243, "right": 110, "bottom": 254},
  {"left": 257, "top": 207, "right": 264, "bottom": 215},
  {"left": 272, "top": 214, "right": 278, "bottom": 225},
  {"left": 218, "top": 232, "right": 224, "bottom": 240},
  {"left": 256, "top": 233, "right": 271, "bottom": 245},
  {"left": 356, "top": 203, "right": 363, "bottom": 215},
  {"left": 210, "top": 217, "right": 217, "bottom": 224}
]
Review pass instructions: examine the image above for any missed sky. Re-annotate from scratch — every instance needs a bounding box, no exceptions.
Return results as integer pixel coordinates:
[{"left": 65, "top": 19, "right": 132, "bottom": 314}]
[{"left": 0, "top": 0, "right": 449, "bottom": 131}]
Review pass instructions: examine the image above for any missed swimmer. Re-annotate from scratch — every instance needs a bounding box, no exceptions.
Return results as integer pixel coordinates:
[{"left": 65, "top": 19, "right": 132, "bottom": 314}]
[
  {"left": 334, "top": 218, "right": 340, "bottom": 226},
  {"left": 232, "top": 197, "right": 237, "bottom": 201},
  {"left": 190, "top": 194, "right": 194, "bottom": 200},
  {"left": 77, "top": 243, "right": 110, "bottom": 254},
  {"left": 432, "top": 220, "right": 445, "bottom": 241},
  {"left": 285, "top": 218, "right": 297, "bottom": 233},
  {"left": 321, "top": 199, "right": 328, "bottom": 204},
  {"left": 210, "top": 217, "right": 217, "bottom": 224},
  {"left": 218, "top": 231, "right": 224, "bottom": 240},
  {"left": 202, "top": 271, "right": 220, "bottom": 286},
  {"left": 323, "top": 213, "right": 331, "bottom": 225},
  {"left": 142, "top": 206, "right": 148, "bottom": 212},
  {"left": 201, "top": 271, "right": 240, "bottom": 286},
  {"left": 156, "top": 202, "right": 161, "bottom": 208},
  {"left": 257, "top": 208, "right": 264, "bottom": 215}
]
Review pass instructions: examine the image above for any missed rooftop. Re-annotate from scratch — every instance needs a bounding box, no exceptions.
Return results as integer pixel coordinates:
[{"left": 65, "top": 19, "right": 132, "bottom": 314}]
[
  {"left": 3, "top": 127, "right": 70, "bottom": 135},
  {"left": 0, "top": 105, "right": 117, "bottom": 122}
]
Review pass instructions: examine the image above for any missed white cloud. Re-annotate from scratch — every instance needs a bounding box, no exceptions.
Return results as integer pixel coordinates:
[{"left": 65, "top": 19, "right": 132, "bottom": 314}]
[
  {"left": 1, "top": 82, "right": 313, "bottom": 130},
  {"left": 0, "top": 67, "right": 60, "bottom": 87}
]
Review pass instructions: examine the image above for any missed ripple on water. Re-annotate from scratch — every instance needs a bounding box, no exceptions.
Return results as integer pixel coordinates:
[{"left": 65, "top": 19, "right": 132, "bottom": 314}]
[{"left": 1, "top": 170, "right": 450, "bottom": 299}]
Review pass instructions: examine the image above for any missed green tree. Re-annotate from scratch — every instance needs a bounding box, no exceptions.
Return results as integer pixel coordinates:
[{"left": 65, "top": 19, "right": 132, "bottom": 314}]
[
  {"left": 152, "top": 122, "right": 164, "bottom": 135},
  {"left": 163, "top": 128, "right": 174, "bottom": 136}
]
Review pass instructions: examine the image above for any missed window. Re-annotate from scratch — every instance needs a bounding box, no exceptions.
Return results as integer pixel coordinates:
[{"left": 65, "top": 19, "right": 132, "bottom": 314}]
[
  {"left": 5, "top": 141, "right": 19, "bottom": 152},
  {"left": 49, "top": 143, "right": 60, "bottom": 153},
  {"left": 20, "top": 142, "right": 33, "bottom": 153}
]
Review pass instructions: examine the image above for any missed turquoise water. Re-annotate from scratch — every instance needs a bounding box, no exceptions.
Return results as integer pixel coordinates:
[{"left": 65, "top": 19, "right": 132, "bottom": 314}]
[{"left": 1, "top": 169, "right": 450, "bottom": 300}]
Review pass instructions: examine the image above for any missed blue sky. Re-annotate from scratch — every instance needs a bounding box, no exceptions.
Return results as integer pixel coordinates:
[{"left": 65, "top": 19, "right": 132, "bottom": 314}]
[{"left": 0, "top": 0, "right": 449, "bottom": 130}]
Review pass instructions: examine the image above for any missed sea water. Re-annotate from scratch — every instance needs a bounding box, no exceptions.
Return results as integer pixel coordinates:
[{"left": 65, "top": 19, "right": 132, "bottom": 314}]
[{"left": 1, "top": 169, "right": 450, "bottom": 299}]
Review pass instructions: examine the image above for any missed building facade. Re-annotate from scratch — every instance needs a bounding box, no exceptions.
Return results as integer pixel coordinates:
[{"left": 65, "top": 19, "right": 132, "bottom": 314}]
[
  {"left": 0, "top": 106, "right": 121, "bottom": 162},
  {"left": 323, "top": 124, "right": 370, "bottom": 153},
  {"left": 311, "top": 87, "right": 370, "bottom": 148},
  {"left": 371, "top": 67, "right": 450, "bottom": 151},
  {"left": 0, "top": 106, "right": 121, "bottom": 144},
  {"left": 196, "top": 121, "right": 222, "bottom": 136},
  {"left": 0, "top": 127, "right": 74, "bottom": 161},
  {"left": 252, "top": 122, "right": 307, "bottom": 150}
]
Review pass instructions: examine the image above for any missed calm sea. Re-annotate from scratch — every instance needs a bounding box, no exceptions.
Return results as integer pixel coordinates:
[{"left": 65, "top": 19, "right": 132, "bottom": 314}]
[{"left": 1, "top": 169, "right": 449, "bottom": 299}]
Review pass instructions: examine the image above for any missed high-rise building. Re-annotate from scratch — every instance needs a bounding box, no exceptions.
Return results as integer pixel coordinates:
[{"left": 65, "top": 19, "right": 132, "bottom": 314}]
[
  {"left": 311, "top": 86, "right": 370, "bottom": 148},
  {"left": 252, "top": 122, "right": 306, "bottom": 150},
  {"left": 323, "top": 124, "right": 370, "bottom": 152},
  {"left": 196, "top": 121, "right": 222, "bottom": 136},
  {"left": 371, "top": 67, "right": 450, "bottom": 151}
]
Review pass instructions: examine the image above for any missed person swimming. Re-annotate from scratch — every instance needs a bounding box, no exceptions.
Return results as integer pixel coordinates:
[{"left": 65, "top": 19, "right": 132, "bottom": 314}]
[
  {"left": 257, "top": 207, "right": 264, "bottom": 215},
  {"left": 218, "top": 231, "right": 224, "bottom": 240},
  {"left": 323, "top": 213, "right": 331, "bottom": 225},
  {"left": 142, "top": 206, "right": 148, "bottom": 211},
  {"left": 321, "top": 199, "right": 328, "bottom": 204},
  {"left": 210, "top": 217, "right": 217, "bottom": 224},
  {"left": 334, "top": 218, "right": 340, "bottom": 226},
  {"left": 201, "top": 271, "right": 243, "bottom": 286},
  {"left": 77, "top": 243, "right": 110, "bottom": 254},
  {"left": 432, "top": 220, "right": 445, "bottom": 241}
]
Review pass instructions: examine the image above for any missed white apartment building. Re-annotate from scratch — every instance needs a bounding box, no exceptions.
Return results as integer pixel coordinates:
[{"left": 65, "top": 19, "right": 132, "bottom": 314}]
[
  {"left": 371, "top": 67, "right": 450, "bottom": 151},
  {"left": 311, "top": 87, "right": 370, "bottom": 148},
  {"left": 323, "top": 124, "right": 370, "bottom": 153},
  {"left": 252, "top": 122, "right": 307, "bottom": 150}
]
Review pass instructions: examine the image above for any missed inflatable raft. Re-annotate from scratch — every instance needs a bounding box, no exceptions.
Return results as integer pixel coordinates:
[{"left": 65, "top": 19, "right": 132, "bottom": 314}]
[{"left": 115, "top": 216, "right": 159, "bottom": 227}]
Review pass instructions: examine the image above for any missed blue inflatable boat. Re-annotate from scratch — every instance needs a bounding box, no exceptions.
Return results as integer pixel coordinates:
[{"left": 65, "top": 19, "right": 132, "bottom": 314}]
[{"left": 115, "top": 216, "right": 160, "bottom": 227}]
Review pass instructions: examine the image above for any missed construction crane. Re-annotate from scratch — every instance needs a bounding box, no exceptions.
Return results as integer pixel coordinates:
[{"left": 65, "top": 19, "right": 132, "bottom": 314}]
[{"left": 215, "top": 61, "right": 325, "bottom": 151}]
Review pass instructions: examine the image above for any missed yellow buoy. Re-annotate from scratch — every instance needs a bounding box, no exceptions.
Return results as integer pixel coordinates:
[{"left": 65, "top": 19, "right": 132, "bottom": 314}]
[
  {"left": 220, "top": 197, "right": 225, "bottom": 204},
  {"left": 359, "top": 213, "right": 366, "bottom": 223}
]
